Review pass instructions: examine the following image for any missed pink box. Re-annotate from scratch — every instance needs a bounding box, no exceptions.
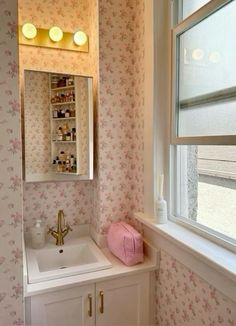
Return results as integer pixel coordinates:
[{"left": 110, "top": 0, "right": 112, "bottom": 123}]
[{"left": 107, "top": 222, "right": 144, "bottom": 266}]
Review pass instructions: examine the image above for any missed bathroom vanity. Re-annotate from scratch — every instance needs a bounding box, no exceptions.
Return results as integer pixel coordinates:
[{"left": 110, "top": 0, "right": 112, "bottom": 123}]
[
  {"left": 28, "top": 273, "right": 150, "bottom": 326},
  {"left": 24, "top": 230, "right": 158, "bottom": 326}
]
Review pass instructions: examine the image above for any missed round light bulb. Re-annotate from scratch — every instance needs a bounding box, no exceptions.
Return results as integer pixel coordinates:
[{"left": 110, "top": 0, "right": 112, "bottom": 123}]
[
  {"left": 192, "top": 48, "right": 204, "bottom": 61},
  {"left": 22, "top": 23, "right": 37, "bottom": 40},
  {"left": 74, "top": 31, "right": 87, "bottom": 46},
  {"left": 49, "top": 26, "right": 63, "bottom": 42},
  {"left": 209, "top": 51, "right": 221, "bottom": 63}
]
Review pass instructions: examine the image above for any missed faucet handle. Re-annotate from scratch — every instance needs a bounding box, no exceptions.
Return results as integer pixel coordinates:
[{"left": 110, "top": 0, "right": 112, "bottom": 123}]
[
  {"left": 66, "top": 223, "right": 73, "bottom": 232},
  {"left": 47, "top": 226, "right": 54, "bottom": 234}
]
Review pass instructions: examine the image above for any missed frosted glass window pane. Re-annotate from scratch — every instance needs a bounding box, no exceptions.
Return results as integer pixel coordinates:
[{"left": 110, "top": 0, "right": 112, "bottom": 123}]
[
  {"left": 179, "top": 101, "right": 236, "bottom": 137},
  {"left": 177, "top": 1, "right": 236, "bottom": 137},
  {"left": 182, "top": 0, "right": 211, "bottom": 19}
]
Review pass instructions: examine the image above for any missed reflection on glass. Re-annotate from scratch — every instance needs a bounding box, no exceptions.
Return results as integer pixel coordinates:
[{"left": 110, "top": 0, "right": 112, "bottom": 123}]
[
  {"left": 177, "top": 1, "right": 236, "bottom": 137},
  {"left": 24, "top": 70, "right": 93, "bottom": 182}
]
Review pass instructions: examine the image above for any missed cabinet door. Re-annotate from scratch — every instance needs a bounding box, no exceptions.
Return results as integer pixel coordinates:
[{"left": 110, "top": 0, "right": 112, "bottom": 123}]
[
  {"left": 31, "top": 284, "right": 95, "bottom": 326},
  {"left": 96, "top": 273, "right": 150, "bottom": 326}
]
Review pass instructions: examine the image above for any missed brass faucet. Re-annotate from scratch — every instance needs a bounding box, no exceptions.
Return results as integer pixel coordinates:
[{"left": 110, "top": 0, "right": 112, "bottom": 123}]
[{"left": 48, "top": 210, "right": 72, "bottom": 246}]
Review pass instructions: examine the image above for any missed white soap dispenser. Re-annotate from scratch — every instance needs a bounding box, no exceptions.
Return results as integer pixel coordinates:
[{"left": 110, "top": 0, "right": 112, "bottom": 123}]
[
  {"left": 155, "top": 174, "right": 168, "bottom": 224},
  {"left": 31, "top": 219, "right": 46, "bottom": 249}
]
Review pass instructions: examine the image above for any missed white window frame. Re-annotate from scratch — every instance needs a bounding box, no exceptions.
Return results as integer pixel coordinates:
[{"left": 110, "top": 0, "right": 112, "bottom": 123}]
[{"left": 170, "top": 0, "right": 236, "bottom": 252}]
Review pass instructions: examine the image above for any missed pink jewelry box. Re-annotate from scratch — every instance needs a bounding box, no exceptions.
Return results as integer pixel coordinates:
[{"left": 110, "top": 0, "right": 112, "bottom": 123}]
[{"left": 107, "top": 221, "right": 144, "bottom": 266}]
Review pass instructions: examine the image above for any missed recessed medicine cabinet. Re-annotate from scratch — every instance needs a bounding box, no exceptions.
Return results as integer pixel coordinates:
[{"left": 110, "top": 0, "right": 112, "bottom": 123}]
[{"left": 23, "top": 70, "right": 93, "bottom": 182}]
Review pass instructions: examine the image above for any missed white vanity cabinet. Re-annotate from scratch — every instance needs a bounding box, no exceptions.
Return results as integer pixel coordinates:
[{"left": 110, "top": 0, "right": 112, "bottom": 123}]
[
  {"left": 95, "top": 273, "right": 150, "bottom": 326},
  {"left": 30, "top": 284, "right": 95, "bottom": 326},
  {"left": 29, "top": 273, "right": 150, "bottom": 326}
]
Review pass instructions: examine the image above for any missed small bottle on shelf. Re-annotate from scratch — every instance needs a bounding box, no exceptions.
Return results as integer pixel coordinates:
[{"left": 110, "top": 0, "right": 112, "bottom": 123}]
[
  {"left": 59, "top": 151, "right": 66, "bottom": 162},
  {"left": 60, "top": 109, "right": 65, "bottom": 118},
  {"left": 65, "top": 92, "right": 70, "bottom": 102},
  {"left": 53, "top": 108, "right": 58, "bottom": 118},
  {"left": 57, "top": 127, "right": 63, "bottom": 141},
  {"left": 70, "top": 155, "right": 75, "bottom": 171},
  {"left": 62, "top": 161, "right": 66, "bottom": 172},
  {"left": 74, "top": 159, "right": 77, "bottom": 173},
  {"left": 68, "top": 91, "right": 73, "bottom": 102},
  {"left": 62, "top": 123, "right": 69, "bottom": 136},
  {"left": 61, "top": 93, "right": 66, "bottom": 102},
  {"left": 71, "top": 128, "right": 76, "bottom": 141},
  {"left": 65, "top": 109, "right": 70, "bottom": 118},
  {"left": 65, "top": 156, "right": 71, "bottom": 172},
  {"left": 51, "top": 75, "right": 59, "bottom": 89},
  {"left": 66, "top": 132, "right": 71, "bottom": 141},
  {"left": 52, "top": 159, "right": 57, "bottom": 172},
  {"left": 67, "top": 77, "right": 74, "bottom": 86},
  {"left": 56, "top": 93, "right": 60, "bottom": 103},
  {"left": 57, "top": 161, "right": 63, "bottom": 172},
  {"left": 70, "top": 107, "right": 75, "bottom": 117}
]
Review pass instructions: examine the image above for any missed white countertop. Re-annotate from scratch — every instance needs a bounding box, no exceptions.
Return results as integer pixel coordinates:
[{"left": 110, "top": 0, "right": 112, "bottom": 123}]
[{"left": 24, "top": 238, "right": 159, "bottom": 297}]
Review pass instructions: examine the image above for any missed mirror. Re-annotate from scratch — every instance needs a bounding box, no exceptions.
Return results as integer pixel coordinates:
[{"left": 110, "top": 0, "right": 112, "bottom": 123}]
[{"left": 23, "top": 70, "right": 93, "bottom": 182}]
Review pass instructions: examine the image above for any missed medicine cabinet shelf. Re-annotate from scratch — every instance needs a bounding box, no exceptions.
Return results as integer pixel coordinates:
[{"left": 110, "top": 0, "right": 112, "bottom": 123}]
[
  {"left": 23, "top": 69, "right": 94, "bottom": 183},
  {"left": 49, "top": 73, "right": 87, "bottom": 177},
  {"left": 52, "top": 117, "right": 76, "bottom": 121},
  {"left": 51, "top": 101, "right": 75, "bottom": 106},
  {"left": 51, "top": 85, "right": 75, "bottom": 91},
  {"left": 52, "top": 141, "right": 76, "bottom": 144},
  {"left": 55, "top": 172, "right": 78, "bottom": 175}
]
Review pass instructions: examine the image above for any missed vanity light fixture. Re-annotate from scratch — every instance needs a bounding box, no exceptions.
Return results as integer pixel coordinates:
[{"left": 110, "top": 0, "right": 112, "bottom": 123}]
[
  {"left": 49, "top": 26, "right": 63, "bottom": 42},
  {"left": 19, "top": 25, "right": 89, "bottom": 53},
  {"left": 22, "top": 23, "right": 37, "bottom": 40},
  {"left": 74, "top": 31, "right": 88, "bottom": 46}
]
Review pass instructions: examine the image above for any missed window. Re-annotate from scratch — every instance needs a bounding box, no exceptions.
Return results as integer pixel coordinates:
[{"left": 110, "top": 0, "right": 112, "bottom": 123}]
[
  {"left": 180, "top": 0, "right": 212, "bottom": 21},
  {"left": 171, "top": 0, "right": 236, "bottom": 249}
]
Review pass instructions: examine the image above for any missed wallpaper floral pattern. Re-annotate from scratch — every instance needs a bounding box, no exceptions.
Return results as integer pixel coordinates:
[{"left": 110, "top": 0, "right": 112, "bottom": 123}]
[
  {"left": 0, "top": 1, "right": 24, "bottom": 325},
  {"left": 92, "top": 0, "right": 145, "bottom": 235},
  {"left": 156, "top": 251, "right": 236, "bottom": 326},
  {"left": 24, "top": 71, "right": 51, "bottom": 175},
  {"left": 13, "top": 1, "right": 236, "bottom": 326},
  {"left": 24, "top": 181, "right": 92, "bottom": 232},
  {"left": 18, "top": 0, "right": 98, "bottom": 231}
]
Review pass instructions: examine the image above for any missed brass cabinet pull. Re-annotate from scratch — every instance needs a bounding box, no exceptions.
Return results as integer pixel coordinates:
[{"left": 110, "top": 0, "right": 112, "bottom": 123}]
[
  {"left": 88, "top": 294, "right": 92, "bottom": 317},
  {"left": 99, "top": 291, "right": 104, "bottom": 314}
]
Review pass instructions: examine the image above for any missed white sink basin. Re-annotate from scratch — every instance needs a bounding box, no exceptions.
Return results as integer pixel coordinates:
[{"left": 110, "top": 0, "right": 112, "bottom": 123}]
[{"left": 26, "top": 237, "right": 112, "bottom": 283}]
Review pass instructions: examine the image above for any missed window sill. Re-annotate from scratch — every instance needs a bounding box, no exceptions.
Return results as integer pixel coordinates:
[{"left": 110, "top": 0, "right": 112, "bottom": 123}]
[{"left": 134, "top": 212, "right": 236, "bottom": 300}]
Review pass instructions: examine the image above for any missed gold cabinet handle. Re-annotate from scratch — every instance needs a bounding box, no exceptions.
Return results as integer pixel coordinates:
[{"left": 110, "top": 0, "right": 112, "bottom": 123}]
[
  {"left": 99, "top": 291, "right": 104, "bottom": 314},
  {"left": 88, "top": 294, "right": 92, "bottom": 317}
]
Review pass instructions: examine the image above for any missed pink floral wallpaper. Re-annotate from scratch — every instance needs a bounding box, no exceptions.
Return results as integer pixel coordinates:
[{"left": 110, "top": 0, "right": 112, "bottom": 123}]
[
  {"left": 92, "top": 0, "right": 145, "bottom": 235},
  {"left": 0, "top": 1, "right": 24, "bottom": 325},
  {"left": 18, "top": 0, "right": 98, "bottom": 231},
  {"left": 24, "top": 70, "right": 51, "bottom": 175},
  {"left": 24, "top": 181, "right": 92, "bottom": 233},
  {"left": 13, "top": 2, "right": 236, "bottom": 325},
  {"left": 156, "top": 251, "right": 236, "bottom": 326}
]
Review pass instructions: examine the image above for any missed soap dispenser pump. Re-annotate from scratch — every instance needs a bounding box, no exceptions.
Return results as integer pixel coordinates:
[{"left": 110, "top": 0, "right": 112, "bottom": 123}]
[{"left": 31, "top": 219, "right": 45, "bottom": 249}]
